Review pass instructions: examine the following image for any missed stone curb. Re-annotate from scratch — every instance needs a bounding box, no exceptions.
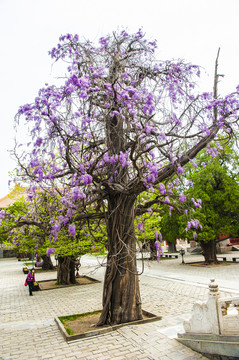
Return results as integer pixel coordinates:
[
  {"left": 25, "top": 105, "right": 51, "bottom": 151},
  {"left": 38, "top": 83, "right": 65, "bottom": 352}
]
[
  {"left": 38, "top": 275, "right": 100, "bottom": 290},
  {"left": 55, "top": 309, "right": 161, "bottom": 342}
]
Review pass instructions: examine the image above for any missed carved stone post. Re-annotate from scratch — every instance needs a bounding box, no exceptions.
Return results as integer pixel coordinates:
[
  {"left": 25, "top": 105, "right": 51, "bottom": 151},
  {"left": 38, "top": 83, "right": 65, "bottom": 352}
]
[
  {"left": 183, "top": 278, "right": 220, "bottom": 334},
  {"left": 207, "top": 278, "right": 220, "bottom": 334}
]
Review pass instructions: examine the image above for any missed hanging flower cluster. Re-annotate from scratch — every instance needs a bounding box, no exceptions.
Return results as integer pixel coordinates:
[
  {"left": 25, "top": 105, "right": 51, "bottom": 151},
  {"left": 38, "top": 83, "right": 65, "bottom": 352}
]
[{"left": 154, "top": 230, "right": 164, "bottom": 262}]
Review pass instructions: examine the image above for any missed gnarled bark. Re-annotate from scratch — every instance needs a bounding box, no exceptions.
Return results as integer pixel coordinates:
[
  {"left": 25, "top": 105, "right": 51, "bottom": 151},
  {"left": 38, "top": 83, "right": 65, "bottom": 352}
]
[
  {"left": 57, "top": 256, "right": 76, "bottom": 284},
  {"left": 200, "top": 239, "right": 219, "bottom": 264},
  {"left": 41, "top": 255, "right": 54, "bottom": 270},
  {"left": 97, "top": 193, "right": 142, "bottom": 326}
]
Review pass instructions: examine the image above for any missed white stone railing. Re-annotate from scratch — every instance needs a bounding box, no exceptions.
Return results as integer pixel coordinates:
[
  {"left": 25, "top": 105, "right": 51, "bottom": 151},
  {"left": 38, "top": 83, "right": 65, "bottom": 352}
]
[
  {"left": 183, "top": 279, "right": 239, "bottom": 336},
  {"left": 217, "top": 296, "right": 239, "bottom": 335}
]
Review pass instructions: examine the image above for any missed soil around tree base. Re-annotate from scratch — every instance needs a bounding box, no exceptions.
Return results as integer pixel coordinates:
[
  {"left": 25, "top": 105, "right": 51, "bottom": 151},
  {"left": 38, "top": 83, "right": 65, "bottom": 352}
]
[
  {"left": 65, "top": 311, "right": 107, "bottom": 334},
  {"left": 55, "top": 309, "right": 161, "bottom": 342},
  {"left": 38, "top": 276, "right": 100, "bottom": 290}
]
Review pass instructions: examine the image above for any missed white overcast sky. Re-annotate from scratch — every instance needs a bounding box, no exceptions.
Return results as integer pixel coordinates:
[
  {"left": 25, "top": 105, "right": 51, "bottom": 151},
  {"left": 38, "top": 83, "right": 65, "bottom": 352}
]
[{"left": 0, "top": 0, "right": 239, "bottom": 198}]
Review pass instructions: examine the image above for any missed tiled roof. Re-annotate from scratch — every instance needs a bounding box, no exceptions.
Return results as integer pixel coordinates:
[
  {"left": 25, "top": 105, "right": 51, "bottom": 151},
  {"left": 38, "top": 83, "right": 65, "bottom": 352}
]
[{"left": 0, "top": 189, "right": 27, "bottom": 208}]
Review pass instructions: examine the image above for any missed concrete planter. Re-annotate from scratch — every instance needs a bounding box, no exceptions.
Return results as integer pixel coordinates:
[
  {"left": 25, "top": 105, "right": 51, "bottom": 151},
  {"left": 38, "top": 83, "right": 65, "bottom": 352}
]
[{"left": 38, "top": 275, "right": 100, "bottom": 290}]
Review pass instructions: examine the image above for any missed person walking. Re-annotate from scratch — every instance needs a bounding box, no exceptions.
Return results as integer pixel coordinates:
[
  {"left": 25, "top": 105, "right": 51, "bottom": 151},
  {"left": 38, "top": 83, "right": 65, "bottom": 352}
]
[{"left": 26, "top": 268, "right": 35, "bottom": 296}]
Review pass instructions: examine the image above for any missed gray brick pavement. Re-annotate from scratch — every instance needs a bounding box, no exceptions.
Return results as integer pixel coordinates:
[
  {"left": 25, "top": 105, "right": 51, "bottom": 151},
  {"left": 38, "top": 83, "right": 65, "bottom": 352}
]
[{"left": 1, "top": 256, "right": 238, "bottom": 359}]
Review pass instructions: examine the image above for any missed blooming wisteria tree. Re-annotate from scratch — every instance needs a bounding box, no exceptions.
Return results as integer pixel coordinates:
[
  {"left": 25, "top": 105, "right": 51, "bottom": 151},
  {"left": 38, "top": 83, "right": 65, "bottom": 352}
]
[
  {"left": 2, "top": 188, "right": 101, "bottom": 283},
  {"left": 13, "top": 30, "right": 239, "bottom": 325}
]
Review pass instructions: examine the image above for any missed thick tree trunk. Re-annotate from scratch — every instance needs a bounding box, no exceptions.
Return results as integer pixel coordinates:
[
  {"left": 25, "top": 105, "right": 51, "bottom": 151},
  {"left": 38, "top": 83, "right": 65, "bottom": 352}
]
[
  {"left": 168, "top": 242, "right": 177, "bottom": 253},
  {"left": 57, "top": 256, "right": 76, "bottom": 285},
  {"left": 41, "top": 255, "right": 54, "bottom": 270},
  {"left": 70, "top": 258, "right": 76, "bottom": 284},
  {"left": 200, "top": 240, "right": 219, "bottom": 264},
  {"left": 17, "top": 253, "right": 26, "bottom": 260},
  {"left": 97, "top": 193, "right": 143, "bottom": 326}
]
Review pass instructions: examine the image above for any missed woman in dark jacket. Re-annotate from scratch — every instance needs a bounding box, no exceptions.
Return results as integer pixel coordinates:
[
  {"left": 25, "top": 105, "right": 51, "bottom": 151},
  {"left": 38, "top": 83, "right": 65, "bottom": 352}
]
[{"left": 26, "top": 269, "right": 35, "bottom": 296}]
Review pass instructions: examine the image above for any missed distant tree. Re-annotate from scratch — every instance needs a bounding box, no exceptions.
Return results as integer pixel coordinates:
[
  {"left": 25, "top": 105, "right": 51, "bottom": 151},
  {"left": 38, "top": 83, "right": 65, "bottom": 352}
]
[
  {"left": 160, "top": 208, "right": 180, "bottom": 253},
  {"left": 12, "top": 30, "right": 239, "bottom": 325},
  {"left": 1, "top": 189, "right": 103, "bottom": 283},
  {"left": 0, "top": 202, "right": 24, "bottom": 241},
  {"left": 135, "top": 199, "right": 162, "bottom": 260},
  {"left": 178, "top": 146, "right": 239, "bottom": 264}
]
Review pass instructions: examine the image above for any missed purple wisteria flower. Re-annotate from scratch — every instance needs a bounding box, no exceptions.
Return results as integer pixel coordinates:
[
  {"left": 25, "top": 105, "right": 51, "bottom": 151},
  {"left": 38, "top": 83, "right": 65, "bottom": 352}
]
[
  {"left": 72, "top": 187, "right": 85, "bottom": 201},
  {"left": 154, "top": 230, "right": 159, "bottom": 241},
  {"left": 80, "top": 174, "right": 92, "bottom": 186},
  {"left": 179, "top": 194, "right": 186, "bottom": 203},
  {"left": 35, "top": 137, "right": 43, "bottom": 147},
  {"left": 186, "top": 219, "right": 203, "bottom": 232},
  {"left": 154, "top": 241, "right": 160, "bottom": 251},
  {"left": 0, "top": 210, "right": 5, "bottom": 219},
  {"left": 191, "top": 198, "right": 202, "bottom": 209},
  {"left": 138, "top": 223, "right": 144, "bottom": 231},
  {"left": 68, "top": 223, "right": 76, "bottom": 236},
  {"left": 154, "top": 240, "right": 164, "bottom": 262},
  {"left": 164, "top": 196, "right": 170, "bottom": 204},
  {"left": 47, "top": 247, "right": 55, "bottom": 256},
  {"left": 159, "top": 183, "right": 166, "bottom": 195},
  {"left": 187, "top": 181, "right": 194, "bottom": 188},
  {"left": 119, "top": 151, "right": 129, "bottom": 168},
  {"left": 177, "top": 165, "right": 184, "bottom": 174}
]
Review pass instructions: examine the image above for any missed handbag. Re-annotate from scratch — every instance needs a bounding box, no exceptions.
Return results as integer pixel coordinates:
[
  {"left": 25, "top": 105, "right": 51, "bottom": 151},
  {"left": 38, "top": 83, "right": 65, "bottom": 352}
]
[
  {"left": 24, "top": 281, "right": 28, "bottom": 286},
  {"left": 33, "top": 281, "right": 40, "bottom": 291}
]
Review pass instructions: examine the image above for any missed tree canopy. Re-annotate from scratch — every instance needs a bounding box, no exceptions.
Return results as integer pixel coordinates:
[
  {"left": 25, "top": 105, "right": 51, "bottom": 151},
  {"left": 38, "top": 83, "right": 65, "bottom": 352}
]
[
  {"left": 2, "top": 188, "right": 105, "bottom": 259},
  {"left": 13, "top": 32, "right": 239, "bottom": 232}
]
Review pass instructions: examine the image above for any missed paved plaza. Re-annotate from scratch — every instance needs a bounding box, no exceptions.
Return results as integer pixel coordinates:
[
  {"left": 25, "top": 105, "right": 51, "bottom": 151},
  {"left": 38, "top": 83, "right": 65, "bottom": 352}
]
[{"left": 1, "top": 254, "right": 239, "bottom": 360}]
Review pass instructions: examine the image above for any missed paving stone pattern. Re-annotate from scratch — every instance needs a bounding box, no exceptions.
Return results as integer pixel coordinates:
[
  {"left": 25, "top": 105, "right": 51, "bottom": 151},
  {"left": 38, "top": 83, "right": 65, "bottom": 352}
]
[{"left": 1, "top": 256, "right": 237, "bottom": 360}]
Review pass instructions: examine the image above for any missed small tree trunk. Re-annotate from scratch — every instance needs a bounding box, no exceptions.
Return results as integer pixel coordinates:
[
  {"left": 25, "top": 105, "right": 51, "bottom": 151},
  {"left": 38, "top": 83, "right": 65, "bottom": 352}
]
[
  {"left": 148, "top": 238, "right": 157, "bottom": 260},
  {"left": 200, "top": 240, "right": 219, "bottom": 264},
  {"left": 97, "top": 193, "right": 142, "bottom": 326},
  {"left": 57, "top": 256, "right": 76, "bottom": 285},
  {"left": 36, "top": 254, "right": 41, "bottom": 262},
  {"left": 41, "top": 255, "right": 54, "bottom": 270}
]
